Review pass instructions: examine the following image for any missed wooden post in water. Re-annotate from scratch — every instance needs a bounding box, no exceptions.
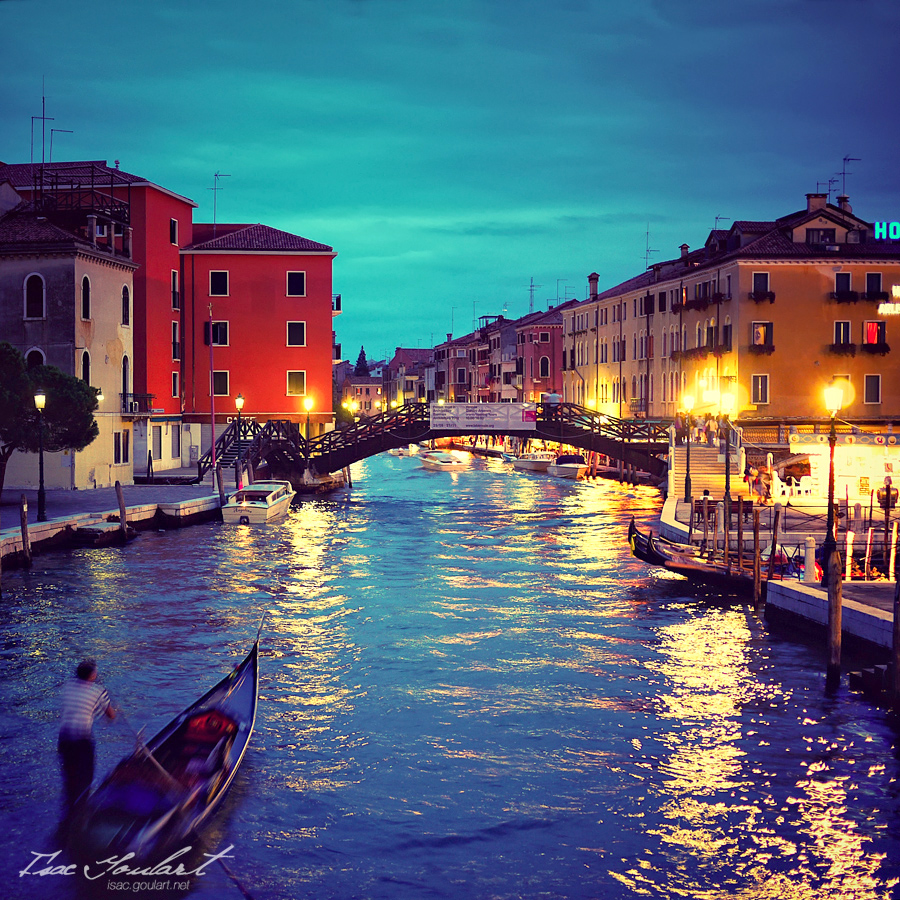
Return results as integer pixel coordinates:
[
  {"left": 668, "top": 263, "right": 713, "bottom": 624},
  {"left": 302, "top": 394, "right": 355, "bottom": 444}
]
[
  {"left": 722, "top": 501, "right": 729, "bottom": 567},
  {"left": 826, "top": 551, "right": 843, "bottom": 691},
  {"left": 765, "top": 507, "right": 781, "bottom": 597},
  {"left": 737, "top": 498, "right": 744, "bottom": 569},
  {"left": 702, "top": 497, "right": 709, "bottom": 552},
  {"left": 892, "top": 578, "right": 900, "bottom": 706},
  {"left": 115, "top": 481, "right": 128, "bottom": 540},
  {"left": 20, "top": 494, "right": 31, "bottom": 568},
  {"left": 216, "top": 466, "right": 226, "bottom": 505},
  {"left": 753, "top": 509, "right": 761, "bottom": 610}
]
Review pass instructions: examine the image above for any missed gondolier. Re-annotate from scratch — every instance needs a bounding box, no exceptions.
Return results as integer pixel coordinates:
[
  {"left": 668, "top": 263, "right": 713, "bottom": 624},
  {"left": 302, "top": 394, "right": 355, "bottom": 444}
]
[{"left": 58, "top": 659, "right": 116, "bottom": 814}]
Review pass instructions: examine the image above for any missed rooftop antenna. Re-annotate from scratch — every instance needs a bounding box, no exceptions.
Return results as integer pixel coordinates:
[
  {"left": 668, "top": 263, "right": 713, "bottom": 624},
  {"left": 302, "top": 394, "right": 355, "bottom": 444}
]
[
  {"left": 644, "top": 224, "right": 658, "bottom": 270},
  {"left": 840, "top": 155, "right": 860, "bottom": 196},
  {"left": 450, "top": 305, "right": 456, "bottom": 338},
  {"left": 209, "top": 171, "right": 231, "bottom": 238},
  {"left": 526, "top": 276, "right": 542, "bottom": 313},
  {"left": 49, "top": 128, "right": 73, "bottom": 163},
  {"left": 30, "top": 87, "right": 54, "bottom": 166},
  {"left": 556, "top": 278, "right": 567, "bottom": 304},
  {"left": 713, "top": 216, "right": 731, "bottom": 231},
  {"left": 827, "top": 176, "right": 840, "bottom": 204}
]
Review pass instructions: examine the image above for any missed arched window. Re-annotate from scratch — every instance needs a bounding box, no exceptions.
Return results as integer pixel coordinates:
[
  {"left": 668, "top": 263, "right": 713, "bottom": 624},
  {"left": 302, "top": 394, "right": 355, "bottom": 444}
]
[
  {"left": 81, "top": 276, "right": 91, "bottom": 319},
  {"left": 25, "top": 274, "right": 45, "bottom": 319},
  {"left": 122, "top": 286, "right": 130, "bottom": 325},
  {"left": 26, "top": 349, "right": 44, "bottom": 369},
  {"left": 82, "top": 351, "right": 91, "bottom": 384},
  {"left": 539, "top": 356, "right": 550, "bottom": 378}
]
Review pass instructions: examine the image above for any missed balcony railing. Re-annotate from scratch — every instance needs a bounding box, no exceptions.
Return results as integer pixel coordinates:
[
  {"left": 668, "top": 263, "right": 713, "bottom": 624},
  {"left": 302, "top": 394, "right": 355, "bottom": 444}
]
[
  {"left": 120, "top": 392, "right": 156, "bottom": 416},
  {"left": 827, "top": 342, "right": 857, "bottom": 356},
  {"left": 749, "top": 291, "right": 776, "bottom": 303},
  {"left": 748, "top": 343, "right": 775, "bottom": 355},
  {"left": 830, "top": 290, "right": 860, "bottom": 303},
  {"left": 861, "top": 341, "right": 891, "bottom": 355}
]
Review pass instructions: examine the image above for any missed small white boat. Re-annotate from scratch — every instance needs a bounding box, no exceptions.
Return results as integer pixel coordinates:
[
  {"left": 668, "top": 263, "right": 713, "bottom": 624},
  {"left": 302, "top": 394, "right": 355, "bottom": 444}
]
[
  {"left": 222, "top": 480, "right": 296, "bottom": 524},
  {"left": 388, "top": 446, "right": 415, "bottom": 457},
  {"left": 511, "top": 451, "right": 556, "bottom": 472},
  {"left": 546, "top": 453, "right": 589, "bottom": 480},
  {"left": 419, "top": 450, "right": 468, "bottom": 472}
]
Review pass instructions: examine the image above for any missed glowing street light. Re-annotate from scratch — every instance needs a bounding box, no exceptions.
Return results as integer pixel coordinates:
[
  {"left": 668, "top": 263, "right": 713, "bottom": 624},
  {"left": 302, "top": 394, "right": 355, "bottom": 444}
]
[
  {"left": 34, "top": 390, "right": 47, "bottom": 521},
  {"left": 234, "top": 392, "right": 244, "bottom": 439}
]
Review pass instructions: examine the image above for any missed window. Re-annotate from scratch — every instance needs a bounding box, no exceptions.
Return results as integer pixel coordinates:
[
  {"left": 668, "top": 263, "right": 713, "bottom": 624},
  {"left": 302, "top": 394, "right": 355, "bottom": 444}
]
[
  {"left": 539, "top": 331, "right": 550, "bottom": 343},
  {"left": 807, "top": 228, "right": 835, "bottom": 244},
  {"left": 172, "top": 371, "right": 180, "bottom": 398},
  {"left": 209, "top": 271, "right": 229, "bottom": 296},
  {"left": 539, "top": 356, "right": 550, "bottom": 378},
  {"left": 170, "top": 218, "right": 178, "bottom": 245},
  {"left": 456, "top": 367, "right": 466, "bottom": 384},
  {"left": 864, "top": 374, "right": 881, "bottom": 404},
  {"left": 81, "top": 351, "right": 90, "bottom": 384},
  {"left": 866, "top": 272, "right": 884, "bottom": 298},
  {"left": 114, "top": 432, "right": 122, "bottom": 465},
  {"left": 751, "top": 321, "right": 773, "bottom": 346},
  {"left": 122, "top": 286, "right": 130, "bottom": 325},
  {"left": 751, "top": 374, "right": 769, "bottom": 405},
  {"left": 752, "top": 272, "right": 769, "bottom": 295},
  {"left": 863, "top": 321, "right": 886, "bottom": 345},
  {"left": 212, "top": 371, "right": 229, "bottom": 396},
  {"left": 287, "top": 322, "right": 306, "bottom": 346},
  {"left": 722, "top": 318, "right": 732, "bottom": 351},
  {"left": 835, "top": 272, "right": 851, "bottom": 293},
  {"left": 26, "top": 349, "right": 44, "bottom": 368},
  {"left": 123, "top": 429, "right": 130, "bottom": 464},
  {"left": 172, "top": 322, "right": 181, "bottom": 359},
  {"left": 286, "top": 370, "right": 306, "bottom": 395},
  {"left": 152, "top": 425, "right": 162, "bottom": 461},
  {"left": 25, "top": 274, "right": 45, "bottom": 318},
  {"left": 834, "top": 321, "right": 851, "bottom": 344},
  {"left": 658, "top": 291, "right": 667, "bottom": 313},
  {"left": 81, "top": 276, "right": 91, "bottom": 319},
  {"left": 204, "top": 321, "right": 229, "bottom": 345},
  {"left": 286, "top": 272, "right": 306, "bottom": 296},
  {"left": 171, "top": 271, "right": 180, "bottom": 309},
  {"left": 171, "top": 423, "right": 180, "bottom": 460}
]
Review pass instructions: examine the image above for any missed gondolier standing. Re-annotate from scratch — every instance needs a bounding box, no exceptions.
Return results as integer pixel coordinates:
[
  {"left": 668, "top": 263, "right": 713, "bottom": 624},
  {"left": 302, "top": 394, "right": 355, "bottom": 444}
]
[{"left": 58, "top": 659, "right": 116, "bottom": 814}]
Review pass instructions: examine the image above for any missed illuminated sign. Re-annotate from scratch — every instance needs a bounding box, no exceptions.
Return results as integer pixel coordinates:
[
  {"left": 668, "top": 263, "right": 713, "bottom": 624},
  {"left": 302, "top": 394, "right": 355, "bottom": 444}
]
[
  {"left": 878, "top": 302, "right": 900, "bottom": 316},
  {"left": 874, "top": 221, "right": 900, "bottom": 239}
]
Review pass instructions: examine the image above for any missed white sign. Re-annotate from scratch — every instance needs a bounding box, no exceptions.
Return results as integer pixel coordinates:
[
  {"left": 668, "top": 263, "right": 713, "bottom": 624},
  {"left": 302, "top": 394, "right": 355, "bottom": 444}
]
[
  {"left": 430, "top": 402, "right": 537, "bottom": 431},
  {"left": 877, "top": 301, "right": 900, "bottom": 316}
]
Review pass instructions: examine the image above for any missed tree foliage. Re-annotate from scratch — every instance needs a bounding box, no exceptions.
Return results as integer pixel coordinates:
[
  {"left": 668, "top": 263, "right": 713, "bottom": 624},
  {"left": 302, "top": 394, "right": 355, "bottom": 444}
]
[
  {"left": 353, "top": 346, "right": 370, "bottom": 376},
  {"left": 0, "top": 341, "right": 99, "bottom": 497}
]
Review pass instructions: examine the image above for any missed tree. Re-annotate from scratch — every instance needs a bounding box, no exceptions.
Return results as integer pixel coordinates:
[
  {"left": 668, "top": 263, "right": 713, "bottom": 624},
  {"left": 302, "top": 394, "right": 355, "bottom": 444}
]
[
  {"left": 354, "top": 346, "right": 370, "bottom": 376},
  {"left": 0, "top": 341, "right": 99, "bottom": 499}
]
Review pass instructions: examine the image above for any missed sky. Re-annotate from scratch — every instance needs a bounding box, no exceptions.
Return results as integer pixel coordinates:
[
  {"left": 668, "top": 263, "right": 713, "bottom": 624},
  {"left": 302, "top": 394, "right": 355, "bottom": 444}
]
[{"left": 2, "top": 0, "right": 900, "bottom": 363}]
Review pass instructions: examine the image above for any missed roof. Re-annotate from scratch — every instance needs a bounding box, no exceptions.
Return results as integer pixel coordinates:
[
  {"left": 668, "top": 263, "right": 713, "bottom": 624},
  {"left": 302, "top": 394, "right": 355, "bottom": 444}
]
[{"left": 186, "top": 223, "right": 333, "bottom": 253}]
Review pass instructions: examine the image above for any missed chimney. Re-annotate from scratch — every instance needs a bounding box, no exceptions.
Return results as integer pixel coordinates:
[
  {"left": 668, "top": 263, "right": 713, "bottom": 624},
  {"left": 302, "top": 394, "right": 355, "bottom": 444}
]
[
  {"left": 837, "top": 195, "right": 852, "bottom": 213},
  {"left": 446, "top": 333, "right": 452, "bottom": 342},
  {"left": 806, "top": 192, "right": 827, "bottom": 212},
  {"left": 680, "top": 243, "right": 689, "bottom": 259},
  {"left": 588, "top": 272, "right": 599, "bottom": 301}
]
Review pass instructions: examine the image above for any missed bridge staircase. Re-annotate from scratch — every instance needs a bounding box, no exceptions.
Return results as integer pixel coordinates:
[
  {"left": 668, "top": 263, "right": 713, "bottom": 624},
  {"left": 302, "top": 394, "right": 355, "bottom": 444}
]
[{"left": 670, "top": 444, "right": 743, "bottom": 499}]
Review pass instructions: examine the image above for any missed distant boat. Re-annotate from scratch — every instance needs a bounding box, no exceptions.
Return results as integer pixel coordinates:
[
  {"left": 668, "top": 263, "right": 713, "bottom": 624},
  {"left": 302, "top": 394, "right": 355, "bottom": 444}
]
[
  {"left": 546, "top": 453, "right": 589, "bottom": 480},
  {"left": 500, "top": 452, "right": 517, "bottom": 463},
  {"left": 511, "top": 451, "right": 556, "bottom": 472},
  {"left": 387, "top": 446, "right": 415, "bottom": 457},
  {"left": 420, "top": 450, "right": 468, "bottom": 472},
  {"left": 222, "top": 480, "right": 295, "bottom": 525}
]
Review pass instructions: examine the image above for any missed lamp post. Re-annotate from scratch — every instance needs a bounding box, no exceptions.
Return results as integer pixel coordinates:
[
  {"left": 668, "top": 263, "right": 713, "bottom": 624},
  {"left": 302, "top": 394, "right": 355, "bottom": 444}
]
[
  {"left": 822, "top": 383, "right": 844, "bottom": 587},
  {"left": 235, "top": 392, "right": 244, "bottom": 439},
  {"left": 682, "top": 393, "right": 694, "bottom": 503},
  {"left": 303, "top": 396, "right": 314, "bottom": 469},
  {"left": 34, "top": 390, "right": 47, "bottom": 521},
  {"left": 720, "top": 391, "right": 736, "bottom": 523}
]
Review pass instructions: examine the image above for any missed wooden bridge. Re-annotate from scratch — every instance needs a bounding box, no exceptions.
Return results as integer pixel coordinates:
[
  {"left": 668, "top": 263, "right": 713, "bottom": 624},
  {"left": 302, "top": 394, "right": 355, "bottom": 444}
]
[{"left": 196, "top": 402, "right": 671, "bottom": 485}]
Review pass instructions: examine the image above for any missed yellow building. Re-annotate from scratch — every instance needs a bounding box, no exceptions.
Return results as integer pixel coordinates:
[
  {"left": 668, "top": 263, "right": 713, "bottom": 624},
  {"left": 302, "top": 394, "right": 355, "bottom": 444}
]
[{"left": 564, "top": 193, "right": 900, "bottom": 423}]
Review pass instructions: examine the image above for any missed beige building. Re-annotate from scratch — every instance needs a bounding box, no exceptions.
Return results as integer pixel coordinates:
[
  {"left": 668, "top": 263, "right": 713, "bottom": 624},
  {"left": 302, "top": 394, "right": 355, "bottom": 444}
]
[{"left": 564, "top": 192, "right": 900, "bottom": 423}]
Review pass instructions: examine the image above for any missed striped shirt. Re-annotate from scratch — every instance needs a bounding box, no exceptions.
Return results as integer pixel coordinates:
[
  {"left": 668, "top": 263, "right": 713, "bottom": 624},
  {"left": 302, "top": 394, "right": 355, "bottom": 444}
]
[{"left": 59, "top": 679, "right": 111, "bottom": 740}]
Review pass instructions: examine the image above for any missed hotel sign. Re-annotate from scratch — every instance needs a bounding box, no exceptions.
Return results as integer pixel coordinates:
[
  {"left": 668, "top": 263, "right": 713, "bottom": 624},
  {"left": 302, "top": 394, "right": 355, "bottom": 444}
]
[{"left": 430, "top": 402, "right": 537, "bottom": 431}]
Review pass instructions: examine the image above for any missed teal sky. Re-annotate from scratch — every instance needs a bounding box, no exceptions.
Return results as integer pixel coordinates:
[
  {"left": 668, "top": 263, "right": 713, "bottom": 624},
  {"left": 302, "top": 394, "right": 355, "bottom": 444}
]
[{"left": 2, "top": 0, "right": 899, "bottom": 362}]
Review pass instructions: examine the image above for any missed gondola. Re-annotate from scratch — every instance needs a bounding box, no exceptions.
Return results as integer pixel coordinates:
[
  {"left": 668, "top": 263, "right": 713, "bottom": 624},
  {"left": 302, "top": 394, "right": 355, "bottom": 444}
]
[
  {"left": 627, "top": 517, "right": 697, "bottom": 567},
  {"left": 76, "top": 639, "right": 259, "bottom": 860}
]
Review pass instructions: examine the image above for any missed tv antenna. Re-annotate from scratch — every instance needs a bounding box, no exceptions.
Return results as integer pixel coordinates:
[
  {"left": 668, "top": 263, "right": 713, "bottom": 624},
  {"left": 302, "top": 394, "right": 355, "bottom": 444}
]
[
  {"left": 526, "top": 276, "right": 542, "bottom": 313},
  {"left": 209, "top": 171, "right": 231, "bottom": 238},
  {"left": 644, "top": 224, "right": 658, "bottom": 270},
  {"left": 839, "top": 155, "right": 860, "bottom": 196},
  {"left": 714, "top": 216, "right": 731, "bottom": 231},
  {"left": 49, "top": 128, "right": 73, "bottom": 163},
  {"left": 30, "top": 88, "right": 54, "bottom": 166}
]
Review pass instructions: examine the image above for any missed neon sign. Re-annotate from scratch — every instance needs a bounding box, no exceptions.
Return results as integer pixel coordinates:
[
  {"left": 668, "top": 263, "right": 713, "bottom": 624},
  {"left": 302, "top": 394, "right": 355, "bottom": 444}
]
[{"left": 874, "top": 222, "right": 900, "bottom": 239}]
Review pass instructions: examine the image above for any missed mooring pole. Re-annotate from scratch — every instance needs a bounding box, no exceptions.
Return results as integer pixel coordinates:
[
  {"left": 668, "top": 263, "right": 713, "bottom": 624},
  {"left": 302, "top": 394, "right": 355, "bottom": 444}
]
[{"left": 826, "top": 550, "right": 843, "bottom": 691}]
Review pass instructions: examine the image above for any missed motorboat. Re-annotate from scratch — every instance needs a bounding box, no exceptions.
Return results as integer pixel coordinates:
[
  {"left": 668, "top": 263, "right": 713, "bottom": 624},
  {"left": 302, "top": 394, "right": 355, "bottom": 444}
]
[
  {"left": 388, "top": 445, "right": 415, "bottom": 457},
  {"left": 511, "top": 451, "right": 556, "bottom": 472},
  {"left": 221, "top": 480, "right": 296, "bottom": 524},
  {"left": 77, "top": 638, "right": 259, "bottom": 860},
  {"left": 546, "top": 453, "right": 589, "bottom": 480},
  {"left": 419, "top": 450, "right": 469, "bottom": 472}
]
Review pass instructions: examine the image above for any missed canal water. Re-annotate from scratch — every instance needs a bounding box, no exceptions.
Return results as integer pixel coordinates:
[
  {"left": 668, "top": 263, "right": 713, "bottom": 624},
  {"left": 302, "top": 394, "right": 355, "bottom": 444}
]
[{"left": 2, "top": 452, "right": 900, "bottom": 900}]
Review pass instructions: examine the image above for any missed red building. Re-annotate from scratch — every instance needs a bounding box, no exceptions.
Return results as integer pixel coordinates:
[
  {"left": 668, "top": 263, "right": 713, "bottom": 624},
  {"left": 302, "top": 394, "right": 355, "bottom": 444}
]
[{"left": 181, "top": 223, "right": 337, "bottom": 445}]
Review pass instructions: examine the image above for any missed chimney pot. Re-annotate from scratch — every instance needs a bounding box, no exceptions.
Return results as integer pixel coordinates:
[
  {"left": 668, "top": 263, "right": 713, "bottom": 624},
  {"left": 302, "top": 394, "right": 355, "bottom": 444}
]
[
  {"left": 588, "top": 272, "right": 599, "bottom": 301},
  {"left": 837, "top": 195, "right": 852, "bottom": 213},
  {"left": 806, "top": 192, "right": 827, "bottom": 212},
  {"left": 680, "top": 243, "right": 689, "bottom": 259}
]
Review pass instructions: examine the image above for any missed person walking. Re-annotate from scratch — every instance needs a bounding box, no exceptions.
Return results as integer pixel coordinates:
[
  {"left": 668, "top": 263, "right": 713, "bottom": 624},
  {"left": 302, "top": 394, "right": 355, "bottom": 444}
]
[{"left": 58, "top": 658, "right": 116, "bottom": 815}]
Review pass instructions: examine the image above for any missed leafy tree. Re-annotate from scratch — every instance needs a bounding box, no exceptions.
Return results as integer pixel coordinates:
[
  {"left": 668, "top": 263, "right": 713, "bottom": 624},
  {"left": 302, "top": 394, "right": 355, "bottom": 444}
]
[
  {"left": 353, "top": 346, "right": 370, "bottom": 376},
  {"left": 0, "top": 341, "right": 99, "bottom": 499}
]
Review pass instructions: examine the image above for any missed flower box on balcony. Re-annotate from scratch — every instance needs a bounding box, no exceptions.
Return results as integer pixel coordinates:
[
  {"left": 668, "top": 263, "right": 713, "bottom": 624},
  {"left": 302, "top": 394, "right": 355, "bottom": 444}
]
[
  {"left": 748, "top": 343, "right": 775, "bottom": 355},
  {"left": 861, "top": 342, "right": 891, "bottom": 355},
  {"left": 749, "top": 291, "right": 776, "bottom": 303},
  {"left": 827, "top": 342, "right": 857, "bottom": 356},
  {"left": 863, "top": 291, "right": 890, "bottom": 301},
  {"left": 830, "top": 291, "right": 860, "bottom": 303}
]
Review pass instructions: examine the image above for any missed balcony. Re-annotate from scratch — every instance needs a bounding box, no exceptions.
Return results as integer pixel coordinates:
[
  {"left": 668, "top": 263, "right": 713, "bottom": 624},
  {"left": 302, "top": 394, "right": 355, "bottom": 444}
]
[
  {"left": 748, "top": 343, "right": 775, "bottom": 355},
  {"left": 827, "top": 342, "right": 857, "bottom": 356},
  {"left": 861, "top": 341, "right": 891, "bottom": 355},
  {"left": 120, "top": 393, "right": 156, "bottom": 416},
  {"left": 863, "top": 291, "right": 890, "bottom": 301},
  {"left": 830, "top": 290, "right": 860, "bottom": 303},
  {"left": 748, "top": 291, "right": 776, "bottom": 303}
]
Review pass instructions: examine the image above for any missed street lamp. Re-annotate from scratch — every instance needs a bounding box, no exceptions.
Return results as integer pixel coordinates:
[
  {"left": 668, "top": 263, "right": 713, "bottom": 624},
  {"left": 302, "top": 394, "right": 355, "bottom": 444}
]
[
  {"left": 822, "top": 383, "right": 844, "bottom": 586},
  {"left": 235, "top": 392, "right": 244, "bottom": 438},
  {"left": 720, "top": 391, "right": 736, "bottom": 522},
  {"left": 682, "top": 393, "right": 695, "bottom": 503},
  {"left": 34, "top": 390, "right": 46, "bottom": 522}
]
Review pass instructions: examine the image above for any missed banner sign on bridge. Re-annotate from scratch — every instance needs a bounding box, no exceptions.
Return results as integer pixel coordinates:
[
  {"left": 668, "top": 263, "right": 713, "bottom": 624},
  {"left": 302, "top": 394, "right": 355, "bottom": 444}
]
[{"left": 429, "top": 402, "right": 537, "bottom": 431}]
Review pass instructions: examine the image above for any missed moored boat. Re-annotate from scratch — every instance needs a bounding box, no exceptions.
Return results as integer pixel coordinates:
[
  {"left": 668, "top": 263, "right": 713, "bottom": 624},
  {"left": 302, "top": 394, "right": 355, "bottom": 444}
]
[
  {"left": 511, "top": 451, "right": 556, "bottom": 472},
  {"left": 546, "top": 453, "right": 589, "bottom": 480},
  {"left": 76, "top": 639, "right": 259, "bottom": 860},
  {"left": 222, "top": 480, "right": 295, "bottom": 524}
]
